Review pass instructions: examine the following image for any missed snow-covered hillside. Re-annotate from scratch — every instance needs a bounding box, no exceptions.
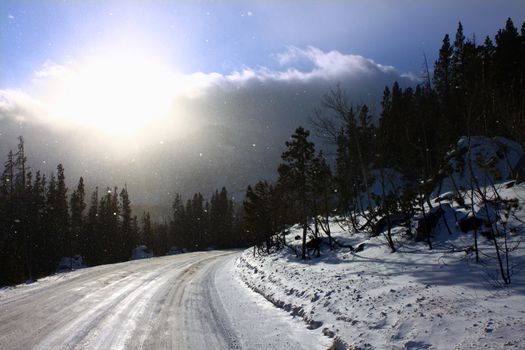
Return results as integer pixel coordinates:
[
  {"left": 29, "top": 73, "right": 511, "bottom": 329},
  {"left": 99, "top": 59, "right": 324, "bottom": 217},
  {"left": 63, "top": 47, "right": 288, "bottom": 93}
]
[
  {"left": 235, "top": 136, "right": 525, "bottom": 349},
  {"left": 435, "top": 136, "right": 523, "bottom": 196}
]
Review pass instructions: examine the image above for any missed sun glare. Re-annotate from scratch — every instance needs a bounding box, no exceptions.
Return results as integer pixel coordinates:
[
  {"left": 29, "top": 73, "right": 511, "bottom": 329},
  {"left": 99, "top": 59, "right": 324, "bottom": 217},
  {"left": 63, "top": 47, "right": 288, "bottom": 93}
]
[{"left": 42, "top": 53, "right": 177, "bottom": 137}]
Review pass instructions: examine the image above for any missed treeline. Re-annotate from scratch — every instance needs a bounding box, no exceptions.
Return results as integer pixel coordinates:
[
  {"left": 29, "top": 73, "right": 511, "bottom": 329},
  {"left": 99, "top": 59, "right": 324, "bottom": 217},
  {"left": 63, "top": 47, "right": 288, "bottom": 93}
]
[
  {"left": 244, "top": 18, "right": 525, "bottom": 258},
  {"left": 168, "top": 188, "right": 245, "bottom": 251},
  {"left": 377, "top": 18, "right": 525, "bottom": 181},
  {"left": 0, "top": 132, "right": 290, "bottom": 286},
  {"left": 0, "top": 137, "right": 139, "bottom": 284},
  {"left": 242, "top": 128, "right": 335, "bottom": 259},
  {"left": 0, "top": 136, "right": 247, "bottom": 285}
]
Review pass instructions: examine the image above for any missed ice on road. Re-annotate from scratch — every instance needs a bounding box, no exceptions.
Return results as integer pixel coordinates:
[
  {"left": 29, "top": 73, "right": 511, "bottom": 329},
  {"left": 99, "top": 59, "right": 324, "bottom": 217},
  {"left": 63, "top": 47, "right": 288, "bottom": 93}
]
[{"left": 0, "top": 251, "right": 328, "bottom": 350}]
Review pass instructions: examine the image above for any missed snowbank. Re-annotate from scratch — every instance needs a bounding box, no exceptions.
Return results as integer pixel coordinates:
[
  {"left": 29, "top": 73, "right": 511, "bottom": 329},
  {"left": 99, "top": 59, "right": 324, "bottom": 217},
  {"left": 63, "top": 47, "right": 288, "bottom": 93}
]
[
  {"left": 131, "top": 245, "right": 153, "bottom": 260},
  {"left": 435, "top": 136, "right": 523, "bottom": 196},
  {"left": 236, "top": 182, "right": 525, "bottom": 349},
  {"left": 166, "top": 246, "right": 185, "bottom": 255},
  {"left": 57, "top": 255, "right": 87, "bottom": 272}
]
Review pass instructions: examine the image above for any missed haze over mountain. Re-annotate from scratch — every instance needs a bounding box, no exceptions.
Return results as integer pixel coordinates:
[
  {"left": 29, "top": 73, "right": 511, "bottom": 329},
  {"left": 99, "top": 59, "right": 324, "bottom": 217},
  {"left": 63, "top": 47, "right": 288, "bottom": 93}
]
[
  {"left": 1, "top": 1, "right": 523, "bottom": 207},
  {"left": 1, "top": 46, "right": 413, "bottom": 205}
]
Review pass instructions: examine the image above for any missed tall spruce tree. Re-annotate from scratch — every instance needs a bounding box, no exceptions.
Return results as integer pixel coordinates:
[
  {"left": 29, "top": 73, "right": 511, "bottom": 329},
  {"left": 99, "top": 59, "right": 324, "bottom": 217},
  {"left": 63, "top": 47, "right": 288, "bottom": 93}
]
[
  {"left": 120, "top": 186, "right": 134, "bottom": 260},
  {"left": 70, "top": 177, "right": 86, "bottom": 257},
  {"left": 55, "top": 164, "right": 70, "bottom": 258},
  {"left": 14, "top": 137, "right": 32, "bottom": 280},
  {"left": 97, "top": 187, "right": 119, "bottom": 263},
  {"left": 142, "top": 211, "right": 153, "bottom": 251},
  {"left": 210, "top": 187, "right": 234, "bottom": 248},
  {"left": 170, "top": 193, "right": 186, "bottom": 249},
  {"left": 434, "top": 34, "right": 453, "bottom": 103},
  {"left": 31, "top": 171, "right": 46, "bottom": 277},
  {"left": 278, "top": 127, "right": 316, "bottom": 259},
  {"left": 243, "top": 181, "right": 274, "bottom": 253},
  {"left": 85, "top": 187, "right": 99, "bottom": 265}
]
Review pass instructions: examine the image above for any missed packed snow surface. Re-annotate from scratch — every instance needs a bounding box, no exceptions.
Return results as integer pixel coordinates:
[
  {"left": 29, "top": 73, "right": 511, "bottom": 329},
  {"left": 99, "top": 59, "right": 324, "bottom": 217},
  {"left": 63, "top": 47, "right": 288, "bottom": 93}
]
[
  {"left": 236, "top": 182, "right": 525, "bottom": 349},
  {"left": 0, "top": 251, "right": 330, "bottom": 349}
]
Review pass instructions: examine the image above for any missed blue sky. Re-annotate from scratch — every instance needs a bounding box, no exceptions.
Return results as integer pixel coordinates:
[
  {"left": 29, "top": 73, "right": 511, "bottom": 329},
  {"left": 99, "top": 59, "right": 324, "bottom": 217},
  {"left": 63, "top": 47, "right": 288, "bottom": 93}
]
[{"left": 1, "top": 0, "right": 524, "bottom": 87}]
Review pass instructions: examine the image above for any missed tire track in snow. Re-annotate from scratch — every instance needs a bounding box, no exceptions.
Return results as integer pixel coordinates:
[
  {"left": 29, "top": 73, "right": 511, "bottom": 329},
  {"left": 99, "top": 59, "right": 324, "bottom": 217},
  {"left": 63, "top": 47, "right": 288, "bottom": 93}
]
[
  {"left": 34, "top": 253, "right": 210, "bottom": 349},
  {"left": 0, "top": 250, "right": 328, "bottom": 350}
]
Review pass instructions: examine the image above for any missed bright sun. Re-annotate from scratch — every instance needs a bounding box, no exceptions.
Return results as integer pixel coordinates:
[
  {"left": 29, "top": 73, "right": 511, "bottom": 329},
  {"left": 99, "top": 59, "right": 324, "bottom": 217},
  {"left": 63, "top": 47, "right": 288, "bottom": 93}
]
[{"left": 42, "top": 53, "right": 176, "bottom": 137}]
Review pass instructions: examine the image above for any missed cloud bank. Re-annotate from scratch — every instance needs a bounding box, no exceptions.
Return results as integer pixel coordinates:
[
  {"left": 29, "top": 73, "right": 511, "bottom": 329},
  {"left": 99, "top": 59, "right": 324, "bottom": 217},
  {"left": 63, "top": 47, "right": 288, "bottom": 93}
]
[{"left": 0, "top": 46, "right": 415, "bottom": 205}]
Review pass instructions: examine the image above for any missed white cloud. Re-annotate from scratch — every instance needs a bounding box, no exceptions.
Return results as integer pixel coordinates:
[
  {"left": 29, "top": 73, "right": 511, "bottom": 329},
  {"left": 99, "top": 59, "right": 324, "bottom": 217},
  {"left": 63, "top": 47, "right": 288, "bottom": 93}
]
[
  {"left": 0, "top": 89, "right": 47, "bottom": 123},
  {"left": 33, "top": 60, "right": 72, "bottom": 80},
  {"left": 400, "top": 71, "right": 424, "bottom": 82},
  {"left": 0, "top": 46, "right": 417, "bottom": 204},
  {"left": 215, "top": 46, "right": 398, "bottom": 85},
  {"left": 1, "top": 46, "right": 411, "bottom": 142}
]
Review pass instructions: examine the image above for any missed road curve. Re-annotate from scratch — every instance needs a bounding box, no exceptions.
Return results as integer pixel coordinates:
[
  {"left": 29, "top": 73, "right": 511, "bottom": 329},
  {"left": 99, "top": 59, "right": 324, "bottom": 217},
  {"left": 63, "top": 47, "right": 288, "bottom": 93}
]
[{"left": 0, "top": 251, "right": 327, "bottom": 350}]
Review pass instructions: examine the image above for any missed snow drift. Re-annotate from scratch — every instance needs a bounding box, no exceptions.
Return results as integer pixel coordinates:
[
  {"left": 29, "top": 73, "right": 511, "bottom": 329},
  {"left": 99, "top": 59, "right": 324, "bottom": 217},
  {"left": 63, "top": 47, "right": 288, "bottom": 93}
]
[{"left": 235, "top": 136, "right": 525, "bottom": 349}]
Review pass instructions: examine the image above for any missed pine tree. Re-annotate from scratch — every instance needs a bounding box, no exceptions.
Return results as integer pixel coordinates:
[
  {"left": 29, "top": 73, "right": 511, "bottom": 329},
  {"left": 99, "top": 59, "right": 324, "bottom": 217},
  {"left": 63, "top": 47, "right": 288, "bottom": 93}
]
[
  {"left": 434, "top": 34, "right": 453, "bottom": 103},
  {"left": 0, "top": 151, "right": 16, "bottom": 284},
  {"left": 203, "top": 199, "right": 211, "bottom": 248},
  {"left": 170, "top": 193, "right": 186, "bottom": 249},
  {"left": 479, "top": 36, "right": 496, "bottom": 135},
  {"left": 310, "top": 152, "right": 334, "bottom": 250},
  {"left": 494, "top": 18, "right": 521, "bottom": 87},
  {"left": 1, "top": 150, "right": 15, "bottom": 197},
  {"left": 119, "top": 186, "right": 134, "bottom": 260},
  {"left": 451, "top": 22, "right": 466, "bottom": 91},
  {"left": 191, "top": 193, "right": 205, "bottom": 250},
  {"left": 55, "top": 164, "right": 70, "bottom": 259},
  {"left": 209, "top": 187, "right": 234, "bottom": 248},
  {"left": 97, "top": 187, "right": 119, "bottom": 263},
  {"left": 14, "top": 137, "right": 32, "bottom": 280},
  {"left": 142, "top": 211, "right": 153, "bottom": 252},
  {"left": 243, "top": 181, "right": 274, "bottom": 253},
  {"left": 70, "top": 177, "right": 86, "bottom": 257},
  {"left": 44, "top": 173, "right": 58, "bottom": 272},
  {"left": 85, "top": 187, "right": 99, "bottom": 265},
  {"left": 31, "top": 171, "right": 46, "bottom": 277},
  {"left": 220, "top": 187, "right": 234, "bottom": 247},
  {"left": 130, "top": 215, "right": 139, "bottom": 254},
  {"left": 278, "top": 127, "right": 316, "bottom": 259}
]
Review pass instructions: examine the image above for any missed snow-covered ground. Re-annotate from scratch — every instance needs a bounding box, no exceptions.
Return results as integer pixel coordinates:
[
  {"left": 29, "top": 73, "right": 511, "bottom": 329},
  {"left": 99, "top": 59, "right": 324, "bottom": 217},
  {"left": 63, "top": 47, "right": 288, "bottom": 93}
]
[
  {"left": 235, "top": 136, "right": 525, "bottom": 349},
  {"left": 236, "top": 214, "right": 525, "bottom": 349},
  {"left": 0, "top": 251, "right": 331, "bottom": 349},
  {"left": 2, "top": 135, "right": 524, "bottom": 350}
]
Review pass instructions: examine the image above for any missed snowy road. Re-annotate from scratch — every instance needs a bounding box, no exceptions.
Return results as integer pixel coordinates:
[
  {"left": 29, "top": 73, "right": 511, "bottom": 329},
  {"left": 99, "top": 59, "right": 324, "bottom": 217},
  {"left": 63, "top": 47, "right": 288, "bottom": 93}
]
[{"left": 0, "top": 251, "right": 328, "bottom": 350}]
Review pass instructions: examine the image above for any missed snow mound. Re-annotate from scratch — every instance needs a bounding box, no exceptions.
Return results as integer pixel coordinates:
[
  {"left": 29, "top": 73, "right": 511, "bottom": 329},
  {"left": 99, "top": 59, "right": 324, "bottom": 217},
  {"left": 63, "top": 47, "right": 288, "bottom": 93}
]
[
  {"left": 436, "top": 136, "right": 523, "bottom": 196},
  {"left": 57, "top": 255, "right": 87, "bottom": 272},
  {"left": 166, "top": 246, "right": 184, "bottom": 255},
  {"left": 131, "top": 245, "right": 153, "bottom": 260},
  {"left": 359, "top": 168, "right": 405, "bottom": 209},
  {"left": 236, "top": 181, "right": 525, "bottom": 349}
]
